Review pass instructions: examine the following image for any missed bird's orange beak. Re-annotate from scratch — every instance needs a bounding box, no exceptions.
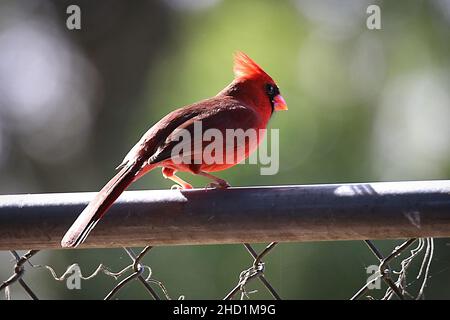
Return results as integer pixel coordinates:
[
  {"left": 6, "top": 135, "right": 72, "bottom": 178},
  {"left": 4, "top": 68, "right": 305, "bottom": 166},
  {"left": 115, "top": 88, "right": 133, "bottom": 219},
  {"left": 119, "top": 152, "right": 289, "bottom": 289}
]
[{"left": 274, "top": 95, "right": 288, "bottom": 111}]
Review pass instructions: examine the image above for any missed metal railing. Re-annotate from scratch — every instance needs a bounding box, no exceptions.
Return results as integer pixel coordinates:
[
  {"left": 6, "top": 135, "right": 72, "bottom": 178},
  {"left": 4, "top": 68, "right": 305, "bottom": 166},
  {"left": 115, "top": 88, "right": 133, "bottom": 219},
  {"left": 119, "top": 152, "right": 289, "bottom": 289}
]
[{"left": 0, "top": 180, "right": 449, "bottom": 250}]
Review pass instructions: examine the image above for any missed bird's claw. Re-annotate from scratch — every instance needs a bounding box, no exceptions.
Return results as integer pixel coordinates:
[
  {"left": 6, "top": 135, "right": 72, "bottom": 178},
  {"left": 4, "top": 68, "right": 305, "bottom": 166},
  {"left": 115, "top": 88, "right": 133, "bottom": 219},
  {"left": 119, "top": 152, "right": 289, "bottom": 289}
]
[
  {"left": 171, "top": 183, "right": 193, "bottom": 190},
  {"left": 204, "top": 180, "right": 231, "bottom": 190}
]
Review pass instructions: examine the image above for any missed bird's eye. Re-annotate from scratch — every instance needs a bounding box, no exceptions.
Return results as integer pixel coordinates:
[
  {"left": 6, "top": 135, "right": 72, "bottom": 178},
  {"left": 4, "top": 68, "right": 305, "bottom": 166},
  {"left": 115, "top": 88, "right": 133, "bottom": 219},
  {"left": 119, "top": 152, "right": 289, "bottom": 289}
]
[{"left": 266, "top": 84, "right": 275, "bottom": 96}]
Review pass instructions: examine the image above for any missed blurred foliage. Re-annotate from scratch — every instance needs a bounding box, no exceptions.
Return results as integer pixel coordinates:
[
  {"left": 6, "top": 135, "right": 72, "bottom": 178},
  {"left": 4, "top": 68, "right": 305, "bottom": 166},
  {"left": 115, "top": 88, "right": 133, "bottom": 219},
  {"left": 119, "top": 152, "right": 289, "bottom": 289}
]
[{"left": 0, "top": 0, "right": 449, "bottom": 299}]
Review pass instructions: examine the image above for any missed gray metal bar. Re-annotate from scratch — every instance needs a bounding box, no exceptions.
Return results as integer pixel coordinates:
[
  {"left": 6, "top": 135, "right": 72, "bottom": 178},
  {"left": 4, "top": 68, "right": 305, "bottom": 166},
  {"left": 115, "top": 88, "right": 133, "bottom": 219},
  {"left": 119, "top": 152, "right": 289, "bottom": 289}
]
[{"left": 0, "top": 180, "right": 449, "bottom": 250}]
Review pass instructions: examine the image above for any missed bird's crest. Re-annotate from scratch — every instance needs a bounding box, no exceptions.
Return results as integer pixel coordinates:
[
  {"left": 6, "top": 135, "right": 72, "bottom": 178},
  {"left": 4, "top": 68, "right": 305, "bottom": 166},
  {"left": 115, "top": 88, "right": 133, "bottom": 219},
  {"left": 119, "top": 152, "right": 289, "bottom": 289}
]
[{"left": 233, "top": 51, "right": 271, "bottom": 81}]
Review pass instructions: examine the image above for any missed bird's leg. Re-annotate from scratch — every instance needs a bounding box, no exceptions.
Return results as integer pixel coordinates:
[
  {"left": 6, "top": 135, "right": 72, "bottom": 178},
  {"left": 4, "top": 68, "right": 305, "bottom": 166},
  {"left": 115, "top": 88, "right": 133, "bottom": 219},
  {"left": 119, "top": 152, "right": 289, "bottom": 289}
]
[
  {"left": 162, "top": 167, "right": 193, "bottom": 189},
  {"left": 197, "top": 171, "right": 231, "bottom": 189},
  {"left": 169, "top": 175, "right": 193, "bottom": 189}
]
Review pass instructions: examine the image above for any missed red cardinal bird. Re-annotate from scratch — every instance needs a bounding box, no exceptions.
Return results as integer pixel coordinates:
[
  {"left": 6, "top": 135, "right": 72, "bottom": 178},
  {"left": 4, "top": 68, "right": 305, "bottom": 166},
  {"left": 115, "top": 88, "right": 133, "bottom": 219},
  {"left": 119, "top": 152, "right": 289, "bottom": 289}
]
[{"left": 61, "top": 52, "right": 288, "bottom": 248}]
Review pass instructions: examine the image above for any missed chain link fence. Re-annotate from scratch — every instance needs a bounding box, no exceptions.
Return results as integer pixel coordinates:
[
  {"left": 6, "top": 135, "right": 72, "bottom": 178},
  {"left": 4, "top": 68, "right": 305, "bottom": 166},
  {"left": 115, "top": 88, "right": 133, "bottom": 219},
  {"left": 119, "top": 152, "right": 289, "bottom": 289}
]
[{"left": 0, "top": 238, "right": 437, "bottom": 300}]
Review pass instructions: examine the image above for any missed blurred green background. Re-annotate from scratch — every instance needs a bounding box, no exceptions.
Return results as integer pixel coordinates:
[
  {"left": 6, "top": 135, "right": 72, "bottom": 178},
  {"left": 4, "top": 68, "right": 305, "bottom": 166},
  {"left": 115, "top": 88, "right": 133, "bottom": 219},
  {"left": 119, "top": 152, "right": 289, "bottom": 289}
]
[{"left": 0, "top": 0, "right": 449, "bottom": 299}]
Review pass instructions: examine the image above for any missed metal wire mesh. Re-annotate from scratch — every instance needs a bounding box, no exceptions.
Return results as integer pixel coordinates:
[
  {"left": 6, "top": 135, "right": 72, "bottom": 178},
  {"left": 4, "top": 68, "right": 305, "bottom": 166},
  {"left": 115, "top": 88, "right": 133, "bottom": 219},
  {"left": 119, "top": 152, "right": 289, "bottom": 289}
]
[{"left": 0, "top": 238, "right": 436, "bottom": 300}]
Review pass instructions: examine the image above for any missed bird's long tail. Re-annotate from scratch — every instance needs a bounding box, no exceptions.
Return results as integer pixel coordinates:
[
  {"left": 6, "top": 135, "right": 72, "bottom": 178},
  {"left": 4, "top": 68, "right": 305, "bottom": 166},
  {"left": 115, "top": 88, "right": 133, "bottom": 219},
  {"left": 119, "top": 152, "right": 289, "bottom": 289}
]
[{"left": 61, "top": 162, "right": 142, "bottom": 248}]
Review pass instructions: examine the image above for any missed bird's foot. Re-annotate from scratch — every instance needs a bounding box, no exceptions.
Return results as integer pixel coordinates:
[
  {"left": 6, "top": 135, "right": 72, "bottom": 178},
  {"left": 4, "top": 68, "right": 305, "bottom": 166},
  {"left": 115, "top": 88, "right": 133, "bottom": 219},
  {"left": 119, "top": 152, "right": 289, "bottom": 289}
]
[
  {"left": 205, "top": 179, "right": 231, "bottom": 190},
  {"left": 171, "top": 183, "right": 193, "bottom": 190}
]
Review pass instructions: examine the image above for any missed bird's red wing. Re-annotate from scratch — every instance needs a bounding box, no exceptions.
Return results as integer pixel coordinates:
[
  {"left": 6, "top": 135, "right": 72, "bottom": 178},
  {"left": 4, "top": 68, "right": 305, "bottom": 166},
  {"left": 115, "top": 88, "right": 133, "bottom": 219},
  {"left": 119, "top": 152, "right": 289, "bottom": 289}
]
[{"left": 148, "top": 102, "right": 262, "bottom": 166}]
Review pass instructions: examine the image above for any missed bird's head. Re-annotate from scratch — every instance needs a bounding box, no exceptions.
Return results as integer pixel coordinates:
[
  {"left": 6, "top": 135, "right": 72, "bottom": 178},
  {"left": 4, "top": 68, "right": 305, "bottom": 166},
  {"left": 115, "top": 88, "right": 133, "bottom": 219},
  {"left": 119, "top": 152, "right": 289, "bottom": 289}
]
[{"left": 230, "top": 51, "right": 287, "bottom": 114}]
